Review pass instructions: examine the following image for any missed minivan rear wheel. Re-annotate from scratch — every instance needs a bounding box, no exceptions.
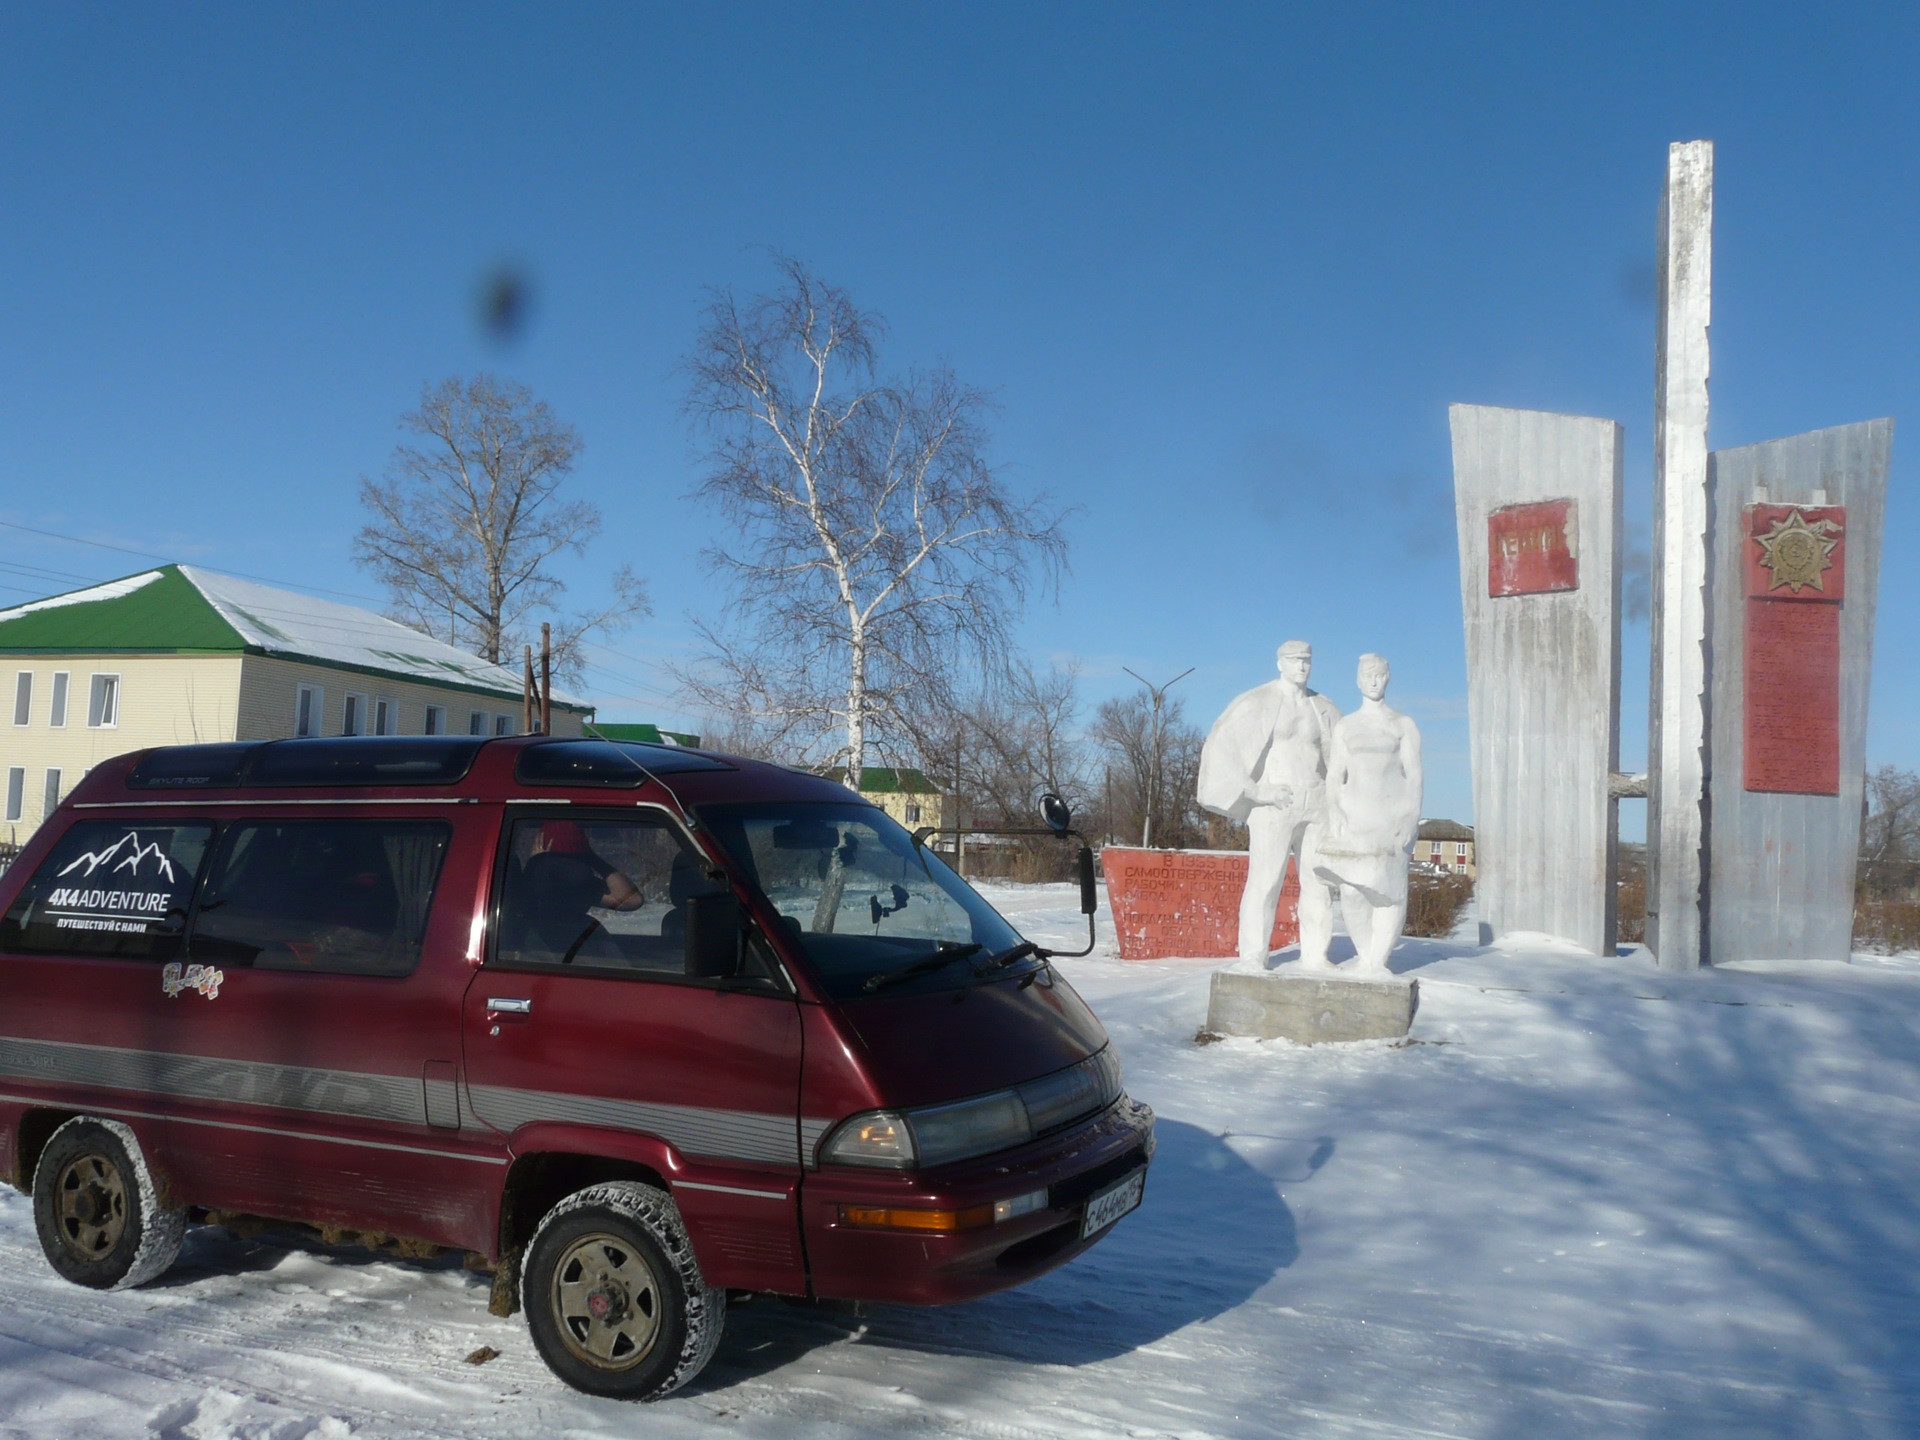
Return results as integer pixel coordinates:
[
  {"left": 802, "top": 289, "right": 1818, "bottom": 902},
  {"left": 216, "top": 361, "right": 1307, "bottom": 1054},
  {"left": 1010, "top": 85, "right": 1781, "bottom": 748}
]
[
  {"left": 32, "top": 1117, "right": 188, "bottom": 1290},
  {"left": 522, "top": 1181, "right": 723, "bottom": 1399}
]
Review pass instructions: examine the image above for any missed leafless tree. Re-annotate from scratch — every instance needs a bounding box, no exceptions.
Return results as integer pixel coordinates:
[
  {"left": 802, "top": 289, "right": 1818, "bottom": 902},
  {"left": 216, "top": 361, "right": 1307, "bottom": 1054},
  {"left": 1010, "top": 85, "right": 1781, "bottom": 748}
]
[
  {"left": 1863, "top": 765, "right": 1920, "bottom": 864},
  {"left": 680, "top": 258, "right": 1067, "bottom": 786},
  {"left": 1093, "top": 691, "right": 1209, "bottom": 849},
  {"left": 354, "top": 374, "right": 648, "bottom": 686}
]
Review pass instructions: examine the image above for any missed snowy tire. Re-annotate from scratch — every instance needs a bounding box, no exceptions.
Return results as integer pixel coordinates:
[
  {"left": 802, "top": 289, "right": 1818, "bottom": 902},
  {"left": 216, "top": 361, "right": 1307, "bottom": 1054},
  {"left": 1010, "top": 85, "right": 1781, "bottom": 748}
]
[
  {"left": 32, "top": 1117, "right": 187, "bottom": 1290},
  {"left": 521, "top": 1180, "right": 723, "bottom": 1399}
]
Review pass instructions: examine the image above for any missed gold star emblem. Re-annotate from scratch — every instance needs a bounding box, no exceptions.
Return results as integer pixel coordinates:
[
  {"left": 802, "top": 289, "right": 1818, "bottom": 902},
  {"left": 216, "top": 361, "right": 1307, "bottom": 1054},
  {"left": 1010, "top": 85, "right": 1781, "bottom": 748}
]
[{"left": 1754, "top": 508, "right": 1841, "bottom": 594}]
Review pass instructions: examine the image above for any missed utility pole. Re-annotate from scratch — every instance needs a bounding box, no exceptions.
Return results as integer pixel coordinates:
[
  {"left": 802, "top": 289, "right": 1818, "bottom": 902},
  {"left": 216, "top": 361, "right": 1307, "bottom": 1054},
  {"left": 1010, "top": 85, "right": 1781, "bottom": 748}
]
[
  {"left": 1122, "top": 666, "right": 1194, "bottom": 849},
  {"left": 522, "top": 646, "right": 536, "bottom": 734},
  {"left": 540, "top": 622, "right": 553, "bottom": 736}
]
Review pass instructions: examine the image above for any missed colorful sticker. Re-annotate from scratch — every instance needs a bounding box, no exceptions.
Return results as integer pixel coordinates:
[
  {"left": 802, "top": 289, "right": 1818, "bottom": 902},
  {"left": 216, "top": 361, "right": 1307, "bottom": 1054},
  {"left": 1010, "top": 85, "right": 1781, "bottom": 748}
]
[{"left": 161, "top": 962, "right": 225, "bottom": 1000}]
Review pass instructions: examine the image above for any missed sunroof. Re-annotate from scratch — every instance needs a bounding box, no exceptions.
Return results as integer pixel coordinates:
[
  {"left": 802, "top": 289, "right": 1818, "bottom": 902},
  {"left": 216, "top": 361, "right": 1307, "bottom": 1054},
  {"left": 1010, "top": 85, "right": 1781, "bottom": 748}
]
[
  {"left": 243, "top": 737, "right": 486, "bottom": 787},
  {"left": 515, "top": 739, "right": 734, "bottom": 787},
  {"left": 127, "top": 743, "right": 257, "bottom": 789}
]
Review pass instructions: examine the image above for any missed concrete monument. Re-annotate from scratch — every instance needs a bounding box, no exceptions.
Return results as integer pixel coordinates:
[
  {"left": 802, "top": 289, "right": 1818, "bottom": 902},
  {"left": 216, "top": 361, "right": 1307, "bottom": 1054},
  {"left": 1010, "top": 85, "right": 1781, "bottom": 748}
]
[
  {"left": 1196, "top": 640, "right": 1339, "bottom": 966},
  {"left": 1451, "top": 138, "right": 1893, "bottom": 970},
  {"left": 1312, "top": 654, "right": 1423, "bottom": 975},
  {"left": 1449, "top": 405, "right": 1624, "bottom": 957}
]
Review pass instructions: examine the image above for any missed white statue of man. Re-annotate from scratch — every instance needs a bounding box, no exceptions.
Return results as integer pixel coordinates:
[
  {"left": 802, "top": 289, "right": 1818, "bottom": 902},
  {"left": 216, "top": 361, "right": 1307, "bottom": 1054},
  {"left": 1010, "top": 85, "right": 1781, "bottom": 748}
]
[
  {"left": 1313, "top": 653, "right": 1423, "bottom": 975},
  {"left": 1197, "top": 640, "right": 1341, "bottom": 967}
]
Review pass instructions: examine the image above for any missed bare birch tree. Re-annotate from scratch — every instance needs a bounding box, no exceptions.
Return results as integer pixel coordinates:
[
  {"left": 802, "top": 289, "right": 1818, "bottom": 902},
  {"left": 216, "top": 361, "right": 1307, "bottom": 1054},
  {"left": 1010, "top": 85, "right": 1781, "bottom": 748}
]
[
  {"left": 354, "top": 374, "right": 648, "bottom": 685},
  {"left": 681, "top": 258, "right": 1066, "bottom": 784}
]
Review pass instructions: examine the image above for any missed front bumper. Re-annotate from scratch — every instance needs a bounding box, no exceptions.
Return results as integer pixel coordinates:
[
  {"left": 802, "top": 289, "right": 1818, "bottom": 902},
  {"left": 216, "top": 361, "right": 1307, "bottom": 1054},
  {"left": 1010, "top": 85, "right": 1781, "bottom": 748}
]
[{"left": 801, "top": 1095, "right": 1154, "bottom": 1305}]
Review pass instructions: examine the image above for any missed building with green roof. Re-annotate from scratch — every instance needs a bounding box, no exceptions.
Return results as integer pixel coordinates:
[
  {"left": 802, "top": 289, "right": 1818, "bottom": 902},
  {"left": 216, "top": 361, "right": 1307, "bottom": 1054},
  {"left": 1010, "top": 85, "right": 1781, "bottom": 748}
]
[{"left": 0, "top": 565, "right": 593, "bottom": 838}]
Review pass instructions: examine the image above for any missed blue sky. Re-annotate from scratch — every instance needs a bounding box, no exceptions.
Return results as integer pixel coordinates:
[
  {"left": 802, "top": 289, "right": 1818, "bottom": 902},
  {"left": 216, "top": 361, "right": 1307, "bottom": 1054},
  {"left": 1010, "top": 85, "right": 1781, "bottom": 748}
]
[{"left": 3, "top": 3, "right": 1916, "bottom": 830}]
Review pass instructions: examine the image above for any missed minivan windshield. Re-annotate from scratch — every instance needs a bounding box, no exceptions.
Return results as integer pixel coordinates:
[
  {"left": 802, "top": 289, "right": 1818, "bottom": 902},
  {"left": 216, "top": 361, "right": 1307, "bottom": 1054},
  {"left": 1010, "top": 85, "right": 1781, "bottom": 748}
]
[{"left": 695, "top": 802, "right": 1027, "bottom": 999}]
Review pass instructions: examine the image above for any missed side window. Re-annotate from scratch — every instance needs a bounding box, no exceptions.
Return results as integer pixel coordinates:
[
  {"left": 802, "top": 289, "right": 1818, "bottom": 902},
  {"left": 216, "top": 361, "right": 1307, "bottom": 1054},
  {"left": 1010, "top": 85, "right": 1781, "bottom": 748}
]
[
  {"left": 0, "top": 819, "right": 213, "bottom": 960},
  {"left": 191, "top": 820, "right": 451, "bottom": 976},
  {"left": 495, "top": 815, "right": 719, "bottom": 975}
]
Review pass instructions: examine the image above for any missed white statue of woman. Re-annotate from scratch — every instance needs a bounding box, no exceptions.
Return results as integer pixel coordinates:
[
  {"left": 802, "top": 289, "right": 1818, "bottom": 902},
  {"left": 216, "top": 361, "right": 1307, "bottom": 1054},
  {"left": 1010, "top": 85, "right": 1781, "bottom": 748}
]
[{"left": 1312, "top": 654, "right": 1422, "bottom": 975}]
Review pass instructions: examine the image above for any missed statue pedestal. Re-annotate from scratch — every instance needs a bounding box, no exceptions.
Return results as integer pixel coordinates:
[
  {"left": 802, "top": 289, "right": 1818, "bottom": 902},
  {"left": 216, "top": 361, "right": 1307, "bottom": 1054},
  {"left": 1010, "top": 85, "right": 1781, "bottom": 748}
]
[{"left": 1206, "top": 969, "right": 1418, "bottom": 1044}]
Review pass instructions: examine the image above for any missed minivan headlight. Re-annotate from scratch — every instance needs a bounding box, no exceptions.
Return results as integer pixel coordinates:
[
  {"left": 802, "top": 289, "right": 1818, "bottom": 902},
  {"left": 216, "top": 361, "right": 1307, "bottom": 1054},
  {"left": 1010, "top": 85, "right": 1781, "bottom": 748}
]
[
  {"left": 907, "top": 1090, "right": 1030, "bottom": 1168},
  {"left": 820, "top": 1046, "right": 1127, "bottom": 1170}
]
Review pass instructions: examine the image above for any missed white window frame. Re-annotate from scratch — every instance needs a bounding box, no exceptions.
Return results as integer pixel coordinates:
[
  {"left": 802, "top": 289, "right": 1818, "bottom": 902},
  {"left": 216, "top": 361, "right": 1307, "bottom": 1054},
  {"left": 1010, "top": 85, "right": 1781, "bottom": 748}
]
[
  {"left": 42, "top": 767, "right": 61, "bottom": 820},
  {"left": 13, "top": 671, "right": 31, "bottom": 727},
  {"left": 424, "top": 704, "right": 446, "bottom": 736},
  {"left": 4, "top": 767, "right": 22, "bottom": 823},
  {"left": 469, "top": 710, "right": 486, "bottom": 736},
  {"left": 494, "top": 713, "right": 513, "bottom": 736},
  {"left": 373, "top": 696, "right": 397, "bottom": 736},
  {"left": 342, "top": 692, "right": 367, "bottom": 737},
  {"left": 87, "top": 673, "right": 120, "bottom": 729},
  {"left": 48, "top": 671, "right": 68, "bottom": 728},
  {"left": 295, "top": 683, "right": 324, "bottom": 738}
]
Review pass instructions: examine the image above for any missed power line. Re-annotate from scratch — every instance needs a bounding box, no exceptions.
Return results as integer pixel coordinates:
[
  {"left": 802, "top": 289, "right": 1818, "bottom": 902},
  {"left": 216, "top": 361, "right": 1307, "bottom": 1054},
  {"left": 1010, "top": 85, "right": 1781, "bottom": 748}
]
[{"left": 0, "top": 519, "right": 385, "bottom": 605}]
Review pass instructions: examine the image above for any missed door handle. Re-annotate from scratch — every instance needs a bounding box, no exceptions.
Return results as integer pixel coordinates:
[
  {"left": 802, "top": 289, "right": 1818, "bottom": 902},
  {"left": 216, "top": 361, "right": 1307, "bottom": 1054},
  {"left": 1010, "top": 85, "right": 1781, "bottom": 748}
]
[{"left": 487, "top": 997, "right": 532, "bottom": 1017}]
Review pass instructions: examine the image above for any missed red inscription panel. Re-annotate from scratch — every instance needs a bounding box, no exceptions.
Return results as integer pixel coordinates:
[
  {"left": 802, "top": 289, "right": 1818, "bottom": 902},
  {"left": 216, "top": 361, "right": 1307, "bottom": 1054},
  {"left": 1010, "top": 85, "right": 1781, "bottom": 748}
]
[
  {"left": 1743, "top": 504, "right": 1846, "bottom": 796},
  {"left": 1488, "top": 498, "right": 1578, "bottom": 597},
  {"left": 1100, "top": 847, "right": 1298, "bottom": 962}
]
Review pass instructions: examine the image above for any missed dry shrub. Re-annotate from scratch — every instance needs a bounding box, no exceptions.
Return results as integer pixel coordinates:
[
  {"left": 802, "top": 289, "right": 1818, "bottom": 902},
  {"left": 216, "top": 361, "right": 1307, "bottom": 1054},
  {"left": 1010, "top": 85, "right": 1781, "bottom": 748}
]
[
  {"left": 1855, "top": 900, "right": 1920, "bottom": 954},
  {"left": 1405, "top": 871, "right": 1474, "bottom": 938}
]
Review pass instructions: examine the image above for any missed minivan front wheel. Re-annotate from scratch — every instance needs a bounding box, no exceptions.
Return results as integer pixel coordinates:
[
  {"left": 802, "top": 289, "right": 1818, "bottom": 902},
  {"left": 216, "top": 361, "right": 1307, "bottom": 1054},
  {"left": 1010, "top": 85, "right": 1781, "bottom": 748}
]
[
  {"left": 522, "top": 1181, "right": 723, "bottom": 1399},
  {"left": 32, "top": 1117, "right": 188, "bottom": 1290}
]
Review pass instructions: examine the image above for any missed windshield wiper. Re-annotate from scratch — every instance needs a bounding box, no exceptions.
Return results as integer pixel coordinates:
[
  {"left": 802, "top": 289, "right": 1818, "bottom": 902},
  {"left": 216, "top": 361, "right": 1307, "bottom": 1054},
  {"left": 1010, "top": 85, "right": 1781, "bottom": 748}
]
[
  {"left": 972, "top": 940, "right": 1043, "bottom": 978},
  {"left": 862, "top": 941, "right": 983, "bottom": 993}
]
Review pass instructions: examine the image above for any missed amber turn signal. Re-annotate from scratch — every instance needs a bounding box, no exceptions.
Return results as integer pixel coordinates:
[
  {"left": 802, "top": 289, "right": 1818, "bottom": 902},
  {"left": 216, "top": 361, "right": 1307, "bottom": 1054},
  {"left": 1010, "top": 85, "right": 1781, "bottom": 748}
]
[{"left": 838, "top": 1203, "right": 995, "bottom": 1233}]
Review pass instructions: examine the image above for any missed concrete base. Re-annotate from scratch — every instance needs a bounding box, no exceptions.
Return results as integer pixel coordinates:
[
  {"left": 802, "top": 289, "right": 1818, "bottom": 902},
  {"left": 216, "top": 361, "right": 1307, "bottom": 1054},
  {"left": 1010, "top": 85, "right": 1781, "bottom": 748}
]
[{"left": 1206, "top": 969, "right": 1418, "bottom": 1044}]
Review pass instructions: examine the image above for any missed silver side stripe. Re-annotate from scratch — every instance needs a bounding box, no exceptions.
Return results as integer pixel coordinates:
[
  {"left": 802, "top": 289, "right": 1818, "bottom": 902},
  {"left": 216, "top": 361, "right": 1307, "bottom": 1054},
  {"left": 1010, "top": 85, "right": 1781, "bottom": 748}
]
[
  {"left": 0, "top": 1035, "right": 424, "bottom": 1127},
  {"left": 466, "top": 1083, "right": 804, "bottom": 1168},
  {"left": 0, "top": 1090, "right": 506, "bottom": 1167},
  {"left": 799, "top": 1116, "right": 834, "bottom": 1166},
  {"left": 676, "top": 1179, "right": 790, "bottom": 1201},
  {"left": 0, "top": 1034, "right": 832, "bottom": 1171}
]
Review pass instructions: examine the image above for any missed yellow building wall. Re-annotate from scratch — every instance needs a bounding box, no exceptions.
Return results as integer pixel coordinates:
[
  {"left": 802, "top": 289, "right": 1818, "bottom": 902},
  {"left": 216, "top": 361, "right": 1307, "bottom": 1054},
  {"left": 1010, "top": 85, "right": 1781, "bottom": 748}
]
[
  {"left": 0, "top": 654, "right": 245, "bottom": 839},
  {"left": 237, "top": 655, "right": 589, "bottom": 740},
  {"left": 865, "top": 789, "right": 945, "bottom": 831}
]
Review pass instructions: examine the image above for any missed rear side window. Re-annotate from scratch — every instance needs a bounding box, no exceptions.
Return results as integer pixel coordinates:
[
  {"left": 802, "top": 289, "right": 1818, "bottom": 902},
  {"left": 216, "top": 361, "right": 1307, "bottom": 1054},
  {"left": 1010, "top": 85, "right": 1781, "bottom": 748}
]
[
  {"left": 494, "top": 815, "right": 720, "bottom": 975},
  {"left": 191, "top": 820, "right": 451, "bottom": 977},
  {"left": 0, "top": 820, "right": 213, "bottom": 960}
]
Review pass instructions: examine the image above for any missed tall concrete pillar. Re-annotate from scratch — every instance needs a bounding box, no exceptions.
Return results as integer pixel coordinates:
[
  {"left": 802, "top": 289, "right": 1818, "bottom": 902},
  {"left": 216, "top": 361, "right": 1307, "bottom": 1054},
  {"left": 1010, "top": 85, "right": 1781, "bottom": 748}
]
[
  {"left": 1707, "top": 420, "right": 1893, "bottom": 962},
  {"left": 1647, "top": 139, "right": 1714, "bottom": 970},
  {"left": 1450, "top": 405, "right": 1624, "bottom": 957}
]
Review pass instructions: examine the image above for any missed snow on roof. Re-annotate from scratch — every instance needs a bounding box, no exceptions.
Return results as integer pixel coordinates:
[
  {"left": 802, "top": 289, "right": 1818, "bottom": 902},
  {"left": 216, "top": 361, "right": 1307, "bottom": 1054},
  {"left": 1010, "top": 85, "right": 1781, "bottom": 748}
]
[
  {"left": 0, "top": 569, "right": 163, "bottom": 620},
  {"left": 178, "top": 566, "right": 589, "bottom": 708}
]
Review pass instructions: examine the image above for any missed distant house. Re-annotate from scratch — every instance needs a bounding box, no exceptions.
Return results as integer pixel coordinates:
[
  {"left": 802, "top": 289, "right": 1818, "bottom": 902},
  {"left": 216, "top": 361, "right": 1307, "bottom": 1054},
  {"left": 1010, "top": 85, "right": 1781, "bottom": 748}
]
[
  {"left": 592, "top": 721, "right": 702, "bottom": 747},
  {"left": 0, "top": 564, "right": 593, "bottom": 839},
  {"left": 1414, "top": 818, "right": 1476, "bottom": 878},
  {"left": 821, "top": 765, "right": 946, "bottom": 831}
]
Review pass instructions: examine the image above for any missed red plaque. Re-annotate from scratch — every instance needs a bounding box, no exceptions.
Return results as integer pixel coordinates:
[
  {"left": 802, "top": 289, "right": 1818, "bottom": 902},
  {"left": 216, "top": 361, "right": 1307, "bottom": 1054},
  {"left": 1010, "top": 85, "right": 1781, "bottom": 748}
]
[
  {"left": 1100, "top": 847, "right": 1298, "bottom": 961},
  {"left": 1488, "top": 499, "right": 1578, "bottom": 597},
  {"left": 1743, "top": 504, "right": 1845, "bottom": 796}
]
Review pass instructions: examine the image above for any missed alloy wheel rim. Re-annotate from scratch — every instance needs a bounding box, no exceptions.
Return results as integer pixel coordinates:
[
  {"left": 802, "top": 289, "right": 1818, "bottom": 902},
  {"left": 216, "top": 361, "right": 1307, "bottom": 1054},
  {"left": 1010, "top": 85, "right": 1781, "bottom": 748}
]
[
  {"left": 550, "top": 1232, "right": 662, "bottom": 1370},
  {"left": 55, "top": 1153, "right": 128, "bottom": 1260}
]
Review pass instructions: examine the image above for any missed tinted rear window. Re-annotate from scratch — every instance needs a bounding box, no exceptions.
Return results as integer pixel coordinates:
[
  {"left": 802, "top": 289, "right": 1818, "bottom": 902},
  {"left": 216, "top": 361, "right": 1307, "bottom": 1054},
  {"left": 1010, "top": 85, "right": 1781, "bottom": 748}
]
[{"left": 0, "top": 820, "right": 213, "bottom": 960}]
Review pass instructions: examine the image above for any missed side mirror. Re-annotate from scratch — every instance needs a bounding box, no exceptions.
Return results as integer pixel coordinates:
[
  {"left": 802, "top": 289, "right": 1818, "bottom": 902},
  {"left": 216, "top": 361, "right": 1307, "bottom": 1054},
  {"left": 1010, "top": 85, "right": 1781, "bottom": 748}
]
[
  {"left": 684, "top": 891, "right": 745, "bottom": 978},
  {"left": 1040, "top": 792, "right": 1072, "bottom": 836},
  {"left": 1077, "top": 845, "right": 1098, "bottom": 916}
]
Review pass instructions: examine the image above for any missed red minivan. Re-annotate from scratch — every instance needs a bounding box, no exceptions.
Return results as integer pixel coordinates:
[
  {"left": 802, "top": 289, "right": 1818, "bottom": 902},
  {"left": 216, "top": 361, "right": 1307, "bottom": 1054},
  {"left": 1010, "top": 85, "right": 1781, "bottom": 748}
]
[{"left": 0, "top": 736, "right": 1152, "bottom": 1397}]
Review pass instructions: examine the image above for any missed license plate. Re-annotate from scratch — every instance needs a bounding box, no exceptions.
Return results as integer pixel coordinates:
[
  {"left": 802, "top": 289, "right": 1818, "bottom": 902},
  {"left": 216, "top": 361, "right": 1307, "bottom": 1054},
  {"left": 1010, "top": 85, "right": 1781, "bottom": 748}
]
[{"left": 1080, "top": 1167, "right": 1146, "bottom": 1239}]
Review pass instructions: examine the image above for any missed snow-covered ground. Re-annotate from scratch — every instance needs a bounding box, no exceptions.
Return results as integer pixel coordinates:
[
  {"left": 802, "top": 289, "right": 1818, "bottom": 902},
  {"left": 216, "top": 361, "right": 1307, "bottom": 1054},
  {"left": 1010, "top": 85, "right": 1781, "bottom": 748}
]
[{"left": 5, "top": 884, "right": 1920, "bottom": 1439}]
